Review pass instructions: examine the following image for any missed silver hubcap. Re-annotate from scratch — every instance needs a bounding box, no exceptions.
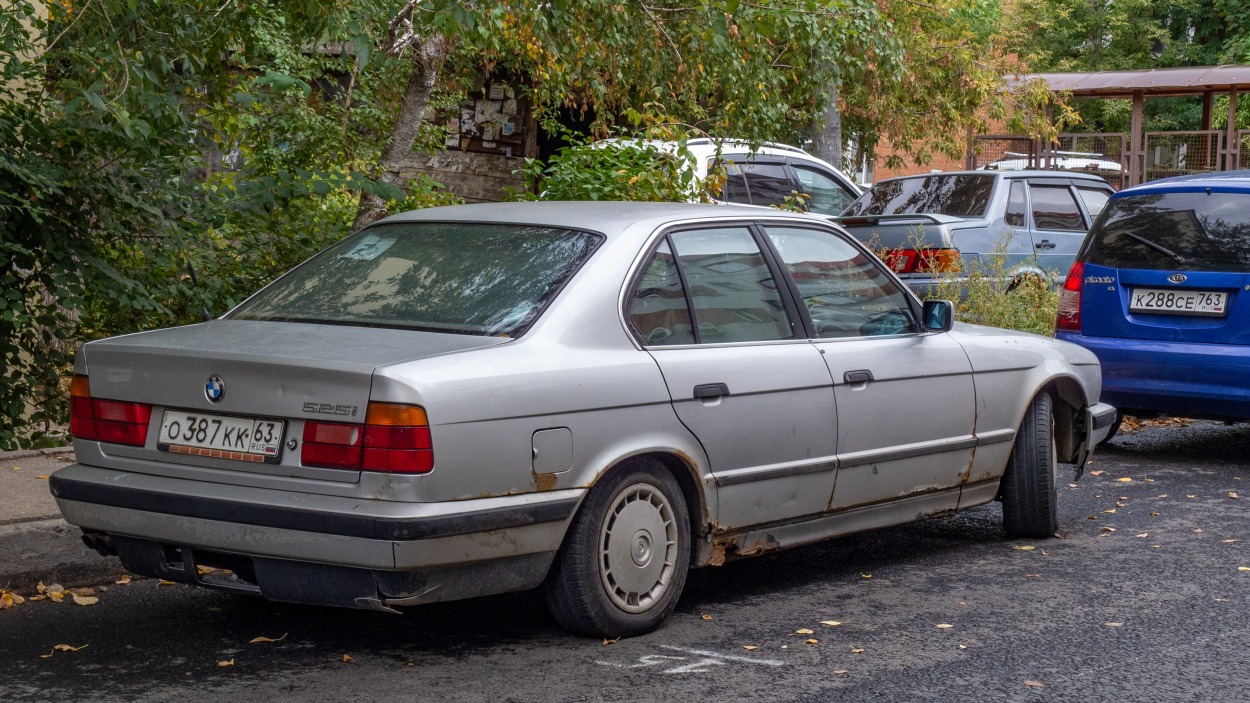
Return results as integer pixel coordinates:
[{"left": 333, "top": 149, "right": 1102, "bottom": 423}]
[{"left": 599, "top": 482, "right": 678, "bottom": 613}]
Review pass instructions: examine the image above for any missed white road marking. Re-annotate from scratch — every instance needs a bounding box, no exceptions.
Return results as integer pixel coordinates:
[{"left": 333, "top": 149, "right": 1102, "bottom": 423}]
[{"left": 596, "top": 645, "right": 785, "bottom": 674}]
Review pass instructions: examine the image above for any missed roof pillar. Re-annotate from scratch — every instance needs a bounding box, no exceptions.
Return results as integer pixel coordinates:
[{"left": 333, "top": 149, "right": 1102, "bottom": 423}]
[
  {"left": 1201, "top": 91, "right": 1214, "bottom": 131},
  {"left": 1129, "top": 91, "right": 1144, "bottom": 187}
]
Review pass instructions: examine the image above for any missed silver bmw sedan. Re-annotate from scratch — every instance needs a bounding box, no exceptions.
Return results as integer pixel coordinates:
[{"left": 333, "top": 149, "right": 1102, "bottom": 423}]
[{"left": 51, "top": 202, "right": 1116, "bottom": 637}]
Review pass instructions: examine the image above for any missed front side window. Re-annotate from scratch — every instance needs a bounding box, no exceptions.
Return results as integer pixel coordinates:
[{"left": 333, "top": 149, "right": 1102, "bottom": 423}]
[
  {"left": 844, "top": 174, "right": 996, "bottom": 218},
  {"left": 629, "top": 240, "right": 695, "bottom": 346},
  {"left": 793, "top": 164, "right": 857, "bottom": 215},
  {"left": 1030, "top": 185, "right": 1086, "bottom": 231},
  {"left": 764, "top": 226, "right": 918, "bottom": 338},
  {"left": 1083, "top": 191, "right": 1250, "bottom": 272},
  {"left": 668, "top": 227, "right": 793, "bottom": 343},
  {"left": 230, "top": 222, "right": 600, "bottom": 337}
]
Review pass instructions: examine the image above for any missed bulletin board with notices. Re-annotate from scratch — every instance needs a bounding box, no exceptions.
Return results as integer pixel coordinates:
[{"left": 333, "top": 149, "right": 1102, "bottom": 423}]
[{"left": 440, "top": 82, "right": 529, "bottom": 157}]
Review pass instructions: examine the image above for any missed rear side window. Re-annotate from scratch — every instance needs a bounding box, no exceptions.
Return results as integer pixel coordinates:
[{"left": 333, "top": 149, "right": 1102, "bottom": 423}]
[
  {"left": 668, "top": 227, "right": 793, "bottom": 343},
  {"left": 844, "top": 175, "right": 995, "bottom": 218},
  {"left": 1076, "top": 187, "right": 1111, "bottom": 218},
  {"left": 736, "top": 162, "right": 794, "bottom": 208},
  {"left": 230, "top": 223, "right": 601, "bottom": 336},
  {"left": 629, "top": 240, "right": 695, "bottom": 346},
  {"left": 1030, "top": 185, "right": 1085, "bottom": 231},
  {"left": 1083, "top": 191, "right": 1250, "bottom": 272},
  {"left": 1004, "top": 181, "right": 1027, "bottom": 228},
  {"left": 792, "top": 164, "right": 857, "bottom": 215}
]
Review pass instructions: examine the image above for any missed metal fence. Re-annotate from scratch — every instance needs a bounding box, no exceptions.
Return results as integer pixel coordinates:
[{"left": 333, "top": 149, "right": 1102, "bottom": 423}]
[
  {"left": 1142, "top": 130, "right": 1224, "bottom": 181},
  {"left": 969, "top": 136, "right": 1037, "bottom": 170},
  {"left": 1238, "top": 130, "right": 1250, "bottom": 170}
]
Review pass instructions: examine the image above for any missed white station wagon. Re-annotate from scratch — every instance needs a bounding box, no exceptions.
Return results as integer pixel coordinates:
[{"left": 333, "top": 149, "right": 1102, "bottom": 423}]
[{"left": 52, "top": 202, "right": 1115, "bottom": 637}]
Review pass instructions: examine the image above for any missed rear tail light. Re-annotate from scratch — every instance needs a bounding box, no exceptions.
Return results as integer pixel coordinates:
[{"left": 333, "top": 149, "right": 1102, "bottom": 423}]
[
  {"left": 1056, "top": 260, "right": 1084, "bottom": 332},
  {"left": 883, "top": 248, "right": 960, "bottom": 274},
  {"left": 301, "top": 402, "right": 432, "bottom": 474},
  {"left": 69, "top": 375, "right": 153, "bottom": 446}
]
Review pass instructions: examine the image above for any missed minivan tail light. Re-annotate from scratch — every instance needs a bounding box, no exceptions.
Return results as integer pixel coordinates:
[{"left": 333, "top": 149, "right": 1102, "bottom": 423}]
[
  {"left": 1056, "top": 260, "right": 1084, "bottom": 332},
  {"left": 301, "top": 403, "right": 432, "bottom": 474},
  {"left": 69, "top": 375, "right": 152, "bottom": 446}
]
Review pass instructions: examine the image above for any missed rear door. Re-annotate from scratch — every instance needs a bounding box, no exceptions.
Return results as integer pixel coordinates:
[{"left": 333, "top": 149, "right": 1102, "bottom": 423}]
[
  {"left": 759, "top": 224, "right": 976, "bottom": 512},
  {"left": 628, "top": 225, "right": 840, "bottom": 530},
  {"left": 1028, "top": 178, "right": 1092, "bottom": 276}
]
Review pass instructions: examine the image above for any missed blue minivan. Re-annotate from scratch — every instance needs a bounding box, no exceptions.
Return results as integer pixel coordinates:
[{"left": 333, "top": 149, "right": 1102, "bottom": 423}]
[{"left": 1055, "top": 171, "right": 1250, "bottom": 432}]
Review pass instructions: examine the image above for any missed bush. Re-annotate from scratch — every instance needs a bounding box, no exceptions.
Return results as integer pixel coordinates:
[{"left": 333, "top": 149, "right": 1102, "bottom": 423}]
[{"left": 928, "top": 247, "right": 1059, "bottom": 337}]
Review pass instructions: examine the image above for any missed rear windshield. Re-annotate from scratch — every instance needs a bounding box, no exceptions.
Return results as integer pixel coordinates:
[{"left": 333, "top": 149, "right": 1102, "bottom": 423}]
[
  {"left": 1081, "top": 191, "right": 1250, "bottom": 272},
  {"left": 843, "top": 175, "right": 995, "bottom": 218},
  {"left": 230, "top": 222, "right": 601, "bottom": 336}
]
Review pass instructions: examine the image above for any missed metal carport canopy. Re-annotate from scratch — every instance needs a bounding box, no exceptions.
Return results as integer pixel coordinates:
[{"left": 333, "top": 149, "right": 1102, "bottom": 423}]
[{"left": 1009, "top": 65, "right": 1250, "bottom": 98}]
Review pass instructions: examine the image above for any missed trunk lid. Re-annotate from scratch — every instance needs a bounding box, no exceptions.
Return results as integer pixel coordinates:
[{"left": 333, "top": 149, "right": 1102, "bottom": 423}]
[{"left": 1079, "top": 264, "right": 1250, "bottom": 345}]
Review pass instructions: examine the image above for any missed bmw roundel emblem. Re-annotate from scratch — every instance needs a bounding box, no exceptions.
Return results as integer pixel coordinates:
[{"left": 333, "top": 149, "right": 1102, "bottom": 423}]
[
  {"left": 1168, "top": 273, "right": 1187, "bottom": 284},
  {"left": 205, "top": 375, "right": 225, "bottom": 403}
]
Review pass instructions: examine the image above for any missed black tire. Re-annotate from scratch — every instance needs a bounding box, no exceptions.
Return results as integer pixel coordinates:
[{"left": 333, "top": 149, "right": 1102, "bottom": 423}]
[
  {"left": 1098, "top": 412, "right": 1125, "bottom": 446},
  {"left": 543, "top": 459, "right": 691, "bottom": 638},
  {"left": 1001, "top": 392, "right": 1058, "bottom": 539}
]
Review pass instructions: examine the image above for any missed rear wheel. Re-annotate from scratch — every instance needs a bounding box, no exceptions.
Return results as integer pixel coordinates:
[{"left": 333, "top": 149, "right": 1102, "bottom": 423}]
[
  {"left": 543, "top": 459, "right": 691, "bottom": 638},
  {"left": 1001, "top": 392, "right": 1058, "bottom": 538}
]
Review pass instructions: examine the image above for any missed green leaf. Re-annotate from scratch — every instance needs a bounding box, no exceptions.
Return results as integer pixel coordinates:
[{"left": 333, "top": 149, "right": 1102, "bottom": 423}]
[{"left": 351, "top": 34, "right": 372, "bottom": 69}]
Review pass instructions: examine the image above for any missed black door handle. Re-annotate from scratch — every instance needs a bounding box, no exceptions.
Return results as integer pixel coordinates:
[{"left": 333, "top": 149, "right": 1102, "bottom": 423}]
[
  {"left": 843, "top": 370, "right": 874, "bottom": 384},
  {"left": 1035, "top": 239, "right": 1056, "bottom": 250},
  {"left": 693, "top": 383, "right": 730, "bottom": 399}
]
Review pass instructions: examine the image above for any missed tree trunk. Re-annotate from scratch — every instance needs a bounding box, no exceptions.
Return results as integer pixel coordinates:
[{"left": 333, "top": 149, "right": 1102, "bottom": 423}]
[
  {"left": 351, "top": 32, "right": 451, "bottom": 231},
  {"left": 810, "top": 79, "right": 842, "bottom": 170}
]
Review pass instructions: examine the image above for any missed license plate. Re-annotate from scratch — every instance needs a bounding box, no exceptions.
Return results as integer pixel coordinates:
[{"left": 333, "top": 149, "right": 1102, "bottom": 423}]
[
  {"left": 158, "top": 410, "right": 284, "bottom": 463},
  {"left": 1128, "top": 288, "right": 1228, "bottom": 317}
]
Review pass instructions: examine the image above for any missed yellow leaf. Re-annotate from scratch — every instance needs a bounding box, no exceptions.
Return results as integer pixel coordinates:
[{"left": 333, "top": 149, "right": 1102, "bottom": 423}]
[
  {"left": 158, "top": 580, "right": 176, "bottom": 586},
  {"left": 1187, "top": 495, "right": 1196, "bottom": 498},
  {"left": 69, "top": 587, "right": 94, "bottom": 596},
  {"left": 1104, "top": 509, "right": 1116, "bottom": 513},
  {"left": 1104, "top": 622, "right": 1124, "bottom": 627},
  {"left": 1089, "top": 470, "right": 1104, "bottom": 476},
  {"left": 1151, "top": 512, "right": 1159, "bottom": 516},
  {"left": 1152, "top": 545, "right": 1161, "bottom": 548},
  {"left": 958, "top": 645, "right": 967, "bottom": 650},
  {"left": 218, "top": 659, "right": 234, "bottom": 667},
  {"left": 819, "top": 621, "right": 842, "bottom": 626},
  {"left": 935, "top": 624, "right": 954, "bottom": 629},
  {"left": 1068, "top": 483, "right": 1078, "bottom": 488},
  {"left": 1103, "top": 527, "right": 1116, "bottom": 532},
  {"left": 701, "top": 614, "right": 712, "bottom": 620},
  {"left": 55, "top": 644, "right": 88, "bottom": 652},
  {"left": 1145, "top": 478, "right": 1155, "bottom": 482},
  {"left": 602, "top": 637, "right": 620, "bottom": 645},
  {"left": 249, "top": 633, "right": 287, "bottom": 644},
  {"left": 1135, "top": 534, "right": 1149, "bottom": 538},
  {"left": 197, "top": 566, "right": 217, "bottom": 575},
  {"left": 47, "top": 592, "right": 64, "bottom": 603},
  {"left": 36, "top": 582, "right": 46, "bottom": 594},
  {"left": 72, "top": 594, "right": 98, "bottom": 606},
  {"left": 0, "top": 593, "right": 13, "bottom": 610},
  {"left": 342, "top": 654, "right": 355, "bottom": 663},
  {"left": 1222, "top": 539, "right": 1238, "bottom": 543},
  {"left": 1238, "top": 567, "right": 1250, "bottom": 571},
  {"left": 1024, "top": 680, "right": 1045, "bottom": 687},
  {"left": 1012, "top": 545, "right": 1036, "bottom": 550},
  {"left": 36, "top": 475, "right": 49, "bottom": 479},
  {"left": 1116, "top": 477, "right": 1132, "bottom": 482},
  {"left": 743, "top": 645, "right": 758, "bottom": 650},
  {"left": 851, "top": 648, "right": 864, "bottom": 653},
  {"left": 1194, "top": 529, "right": 1203, "bottom": 533},
  {"left": 794, "top": 628, "right": 814, "bottom": 634},
  {"left": 834, "top": 669, "right": 849, "bottom": 673},
  {"left": 1229, "top": 492, "right": 1239, "bottom": 499},
  {"left": 11, "top": 466, "right": 19, "bottom": 470},
  {"left": 1158, "top": 494, "right": 1168, "bottom": 497},
  {"left": 29, "top": 595, "right": 46, "bottom": 601},
  {"left": 861, "top": 573, "right": 871, "bottom": 578},
  {"left": 116, "top": 575, "right": 132, "bottom": 585}
]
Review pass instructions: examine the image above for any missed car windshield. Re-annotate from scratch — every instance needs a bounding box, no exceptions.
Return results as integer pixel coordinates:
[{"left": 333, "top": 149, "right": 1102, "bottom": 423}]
[
  {"left": 843, "top": 175, "right": 995, "bottom": 218},
  {"left": 1081, "top": 191, "right": 1250, "bottom": 272},
  {"left": 230, "top": 222, "right": 602, "bottom": 336}
]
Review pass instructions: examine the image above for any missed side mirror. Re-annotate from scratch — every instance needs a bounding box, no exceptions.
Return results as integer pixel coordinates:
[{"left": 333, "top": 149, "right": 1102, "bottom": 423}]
[{"left": 923, "top": 299, "right": 954, "bottom": 333}]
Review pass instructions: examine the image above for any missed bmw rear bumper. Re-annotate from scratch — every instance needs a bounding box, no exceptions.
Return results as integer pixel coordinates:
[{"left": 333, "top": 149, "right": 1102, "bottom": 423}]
[
  {"left": 50, "top": 464, "right": 582, "bottom": 611},
  {"left": 1057, "top": 332, "right": 1250, "bottom": 419}
]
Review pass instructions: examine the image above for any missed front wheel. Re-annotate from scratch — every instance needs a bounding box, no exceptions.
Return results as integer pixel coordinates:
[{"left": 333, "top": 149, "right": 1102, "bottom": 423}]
[
  {"left": 1001, "top": 392, "right": 1058, "bottom": 538},
  {"left": 543, "top": 459, "right": 691, "bottom": 638}
]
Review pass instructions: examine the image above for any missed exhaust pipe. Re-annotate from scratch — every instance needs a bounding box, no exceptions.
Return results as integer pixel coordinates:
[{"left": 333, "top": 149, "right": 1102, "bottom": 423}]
[{"left": 80, "top": 530, "right": 117, "bottom": 557}]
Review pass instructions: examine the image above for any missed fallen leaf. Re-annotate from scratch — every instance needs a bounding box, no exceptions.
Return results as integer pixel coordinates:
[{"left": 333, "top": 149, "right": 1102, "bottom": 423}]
[
  {"left": 1187, "top": 495, "right": 1196, "bottom": 498},
  {"left": 36, "top": 475, "right": 49, "bottom": 479},
  {"left": 157, "top": 580, "right": 175, "bottom": 586},
  {"left": 1104, "top": 509, "right": 1117, "bottom": 514},
  {"left": 1025, "top": 680, "right": 1045, "bottom": 688},
  {"left": 1115, "top": 501, "right": 1126, "bottom": 506},
  {"left": 29, "top": 595, "right": 46, "bottom": 601},
  {"left": 1195, "top": 529, "right": 1204, "bottom": 533},
  {"left": 834, "top": 669, "right": 848, "bottom": 673},
  {"left": 935, "top": 623, "right": 954, "bottom": 629},
  {"left": 46, "top": 592, "right": 64, "bottom": 603},
  {"left": 851, "top": 648, "right": 864, "bottom": 653},
  {"left": 46, "top": 584, "right": 64, "bottom": 594},
  {"left": 69, "top": 587, "right": 94, "bottom": 596},
  {"left": 197, "top": 566, "right": 217, "bottom": 575},
  {"left": 1012, "top": 545, "right": 1036, "bottom": 551},
  {"left": 342, "top": 654, "right": 355, "bottom": 663},
  {"left": 602, "top": 637, "right": 620, "bottom": 645},
  {"left": 1158, "top": 494, "right": 1168, "bottom": 498},
  {"left": 1239, "top": 567, "right": 1250, "bottom": 571},
  {"left": 1027, "top": 574, "right": 1040, "bottom": 578},
  {"left": 1087, "top": 515, "right": 1097, "bottom": 520},
  {"left": 1089, "top": 470, "right": 1104, "bottom": 476},
  {"left": 1222, "top": 539, "right": 1238, "bottom": 544},
  {"left": 780, "top": 645, "right": 788, "bottom": 649},
  {"left": 743, "top": 645, "right": 758, "bottom": 650},
  {"left": 794, "top": 628, "right": 814, "bottom": 635},
  {"left": 861, "top": 573, "right": 871, "bottom": 579},
  {"left": 805, "top": 639, "right": 818, "bottom": 644},
  {"left": 1213, "top": 598, "right": 1229, "bottom": 602},
  {"left": 217, "top": 659, "right": 234, "bottom": 667},
  {"left": 1117, "top": 477, "right": 1132, "bottom": 482},
  {"left": 1103, "top": 527, "right": 1115, "bottom": 532},
  {"left": 0, "top": 593, "right": 15, "bottom": 609},
  {"left": 36, "top": 582, "right": 46, "bottom": 594},
  {"left": 1068, "top": 483, "right": 1078, "bottom": 488},
  {"left": 1229, "top": 492, "right": 1239, "bottom": 499},
  {"left": 72, "top": 594, "right": 98, "bottom": 606},
  {"left": 1135, "top": 533, "right": 1149, "bottom": 538},
  {"left": 819, "top": 620, "right": 843, "bottom": 626},
  {"left": 1104, "top": 622, "right": 1124, "bottom": 627},
  {"left": 1053, "top": 533, "right": 1067, "bottom": 539},
  {"left": 249, "top": 634, "right": 288, "bottom": 644},
  {"left": 1151, "top": 512, "right": 1159, "bottom": 516},
  {"left": 42, "top": 644, "right": 88, "bottom": 657},
  {"left": 1152, "top": 545, "right": 1161, "bottom": 548},
  {"left": 700, "top": 614, "right": 712, "bottom": 620},
  {"left": 1145, "top": 478, "right": 1155, "bottom": 482},
  {"left": 10, "top": 466, "right": 19, "bottom": 471},
  {"left": 116, "top": 575, "right": 131, "bottom": 585}
]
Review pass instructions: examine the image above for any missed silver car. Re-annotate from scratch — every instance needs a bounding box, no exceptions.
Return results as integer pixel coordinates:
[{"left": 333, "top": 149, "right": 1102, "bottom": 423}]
[{"left": 52, "top": 202, "right": 1116, "bottom": 637}]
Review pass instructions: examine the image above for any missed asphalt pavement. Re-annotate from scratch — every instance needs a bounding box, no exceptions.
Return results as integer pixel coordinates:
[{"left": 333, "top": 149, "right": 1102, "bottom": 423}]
[{"left": 2, "top": 422, "right": 1248, "bottom": 702}]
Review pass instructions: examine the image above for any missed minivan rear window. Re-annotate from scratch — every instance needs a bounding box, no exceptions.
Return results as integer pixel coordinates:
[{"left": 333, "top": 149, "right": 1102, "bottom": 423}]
[
  {"left": 843, "top": 175, "right": 995, "bottom": 218},
  {"left": 230, "top": 223, "right": 602, "bottom": 336},
  {"left": 1081, "top": 191, "right": 1250, "bottom": 272}
]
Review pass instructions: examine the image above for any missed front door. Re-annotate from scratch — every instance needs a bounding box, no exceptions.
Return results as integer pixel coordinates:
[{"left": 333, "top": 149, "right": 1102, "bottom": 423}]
[
  {"left": 626, "top": 225, "right": 839, "bottom": 530},
  {"left": 759, "top": 224, "right": 977, "bottom": 512}
]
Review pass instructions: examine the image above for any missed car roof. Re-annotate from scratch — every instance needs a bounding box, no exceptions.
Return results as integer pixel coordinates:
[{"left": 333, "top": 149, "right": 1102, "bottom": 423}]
[
  {"left": 870, "top": 170, "right": 1111, "bottom": 185},
  {"left": 1113, "top": 169, "right": 1250, "bottom": 197},
  {"left": 375, "top": 201, "right": 823, "bottom": 238}
]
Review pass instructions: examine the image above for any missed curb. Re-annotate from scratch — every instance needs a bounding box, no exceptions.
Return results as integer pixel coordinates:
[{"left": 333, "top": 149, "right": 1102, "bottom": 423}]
[
  {"left": 0, "top": 518, "right": 126, "bottom": 593},
  {"left": 1, "top": 445, "right": 74, "bottom": 461}
]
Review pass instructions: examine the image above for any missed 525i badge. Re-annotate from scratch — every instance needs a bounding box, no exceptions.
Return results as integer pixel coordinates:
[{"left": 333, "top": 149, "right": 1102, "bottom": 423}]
[{"left": 303, "top": 402, "right": 359, "bottom": 417}]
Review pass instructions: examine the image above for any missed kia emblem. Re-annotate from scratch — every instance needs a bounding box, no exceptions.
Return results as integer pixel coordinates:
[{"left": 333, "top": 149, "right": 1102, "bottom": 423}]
[
  {"left": 1168, "top": 273, "right": 1187, "bottom": 284},
  {"left": 205, "top": 375, "right": 225, "bottom": 403}
]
